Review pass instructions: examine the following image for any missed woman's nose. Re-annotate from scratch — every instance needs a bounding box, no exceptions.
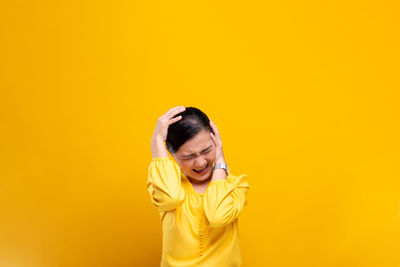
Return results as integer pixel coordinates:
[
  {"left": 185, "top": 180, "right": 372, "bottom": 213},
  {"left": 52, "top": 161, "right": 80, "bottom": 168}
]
[{"left": 194, "top": 157, "right": 207, "bottom": 168}]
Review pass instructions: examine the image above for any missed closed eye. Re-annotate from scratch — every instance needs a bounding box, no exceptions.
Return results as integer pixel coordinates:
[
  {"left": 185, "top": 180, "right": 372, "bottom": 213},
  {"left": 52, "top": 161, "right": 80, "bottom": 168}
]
[
  {"left": 181, "top": 145, "right": 212, "bottom": 159},
  {"left": 201, "top": 148, "right": 211, "bottom": 154}
]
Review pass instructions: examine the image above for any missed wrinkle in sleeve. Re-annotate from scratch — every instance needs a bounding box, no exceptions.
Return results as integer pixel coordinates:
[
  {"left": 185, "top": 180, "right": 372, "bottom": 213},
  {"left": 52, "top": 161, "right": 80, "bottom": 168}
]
[
  {"left": 147, "top": 157, "right": 185, "bottom": 212},
  {"left": 203, "top": 174, "right": 250, "bottom": 228}
]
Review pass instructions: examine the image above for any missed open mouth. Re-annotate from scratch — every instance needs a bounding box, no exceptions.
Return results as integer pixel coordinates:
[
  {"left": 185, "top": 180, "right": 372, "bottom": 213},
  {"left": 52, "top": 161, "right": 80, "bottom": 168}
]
[{"left": 193, "top": 164, "right": 209, "bottom": 175}]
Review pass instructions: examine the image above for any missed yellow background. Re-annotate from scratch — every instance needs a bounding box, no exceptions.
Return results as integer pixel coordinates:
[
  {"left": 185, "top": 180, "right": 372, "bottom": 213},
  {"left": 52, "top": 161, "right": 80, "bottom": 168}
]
[{"left": 1, "top": 0, "right": 399, "bottom": 266}]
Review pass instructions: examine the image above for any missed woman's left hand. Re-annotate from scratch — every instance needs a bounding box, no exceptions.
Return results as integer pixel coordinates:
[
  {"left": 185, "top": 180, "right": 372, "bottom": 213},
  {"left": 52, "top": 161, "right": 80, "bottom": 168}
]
[{"left": 209, "top": 120, "right": 226, "bottom": 164}]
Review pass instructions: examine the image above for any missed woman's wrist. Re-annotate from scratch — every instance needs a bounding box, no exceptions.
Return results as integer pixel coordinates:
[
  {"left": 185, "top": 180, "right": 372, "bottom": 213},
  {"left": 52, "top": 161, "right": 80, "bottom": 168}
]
[{"left": 215, "top": 154, "right": 226, "bottom": 165}]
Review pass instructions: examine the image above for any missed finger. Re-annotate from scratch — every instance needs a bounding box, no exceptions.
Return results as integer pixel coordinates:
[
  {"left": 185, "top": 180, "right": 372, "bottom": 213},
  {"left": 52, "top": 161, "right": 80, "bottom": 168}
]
[
  {"left": 209, "top": 120, "right": 217, "bottom": 132},
  {"left": 210, "top": 132, "right": 217, "bottom": 145},
  {"left": 209, "top": 120, "right": 216, "bottom": 131},
  {"left": 210, "top": 132, "right": 222, "bottom": 149},
  {"left": 168, "top": 115, "right": 182, "bottom": 125},
  {"left": 209, "top": 120, "right": 220, "bottom": 138},
  {"left": 165, "top": 106, "right": 185, "bottom": 119},
  {"left": 162, "top": 106, "right": 181, "bottom": 118}
]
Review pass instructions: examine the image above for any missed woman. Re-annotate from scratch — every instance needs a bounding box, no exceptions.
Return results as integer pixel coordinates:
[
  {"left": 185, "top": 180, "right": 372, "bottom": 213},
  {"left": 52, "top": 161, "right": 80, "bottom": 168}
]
[{"left": 147, "top": 106, "right": 250, "bottom": 267}]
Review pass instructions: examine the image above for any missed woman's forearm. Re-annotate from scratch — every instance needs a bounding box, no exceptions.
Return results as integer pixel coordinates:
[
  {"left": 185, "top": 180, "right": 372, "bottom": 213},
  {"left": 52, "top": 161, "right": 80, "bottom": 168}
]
[
  {"left": 211, "top": 168, "right": 227, "bottom": 181},
  {"left": 151, "top": 137, "right": 169, "bottom": 158}
]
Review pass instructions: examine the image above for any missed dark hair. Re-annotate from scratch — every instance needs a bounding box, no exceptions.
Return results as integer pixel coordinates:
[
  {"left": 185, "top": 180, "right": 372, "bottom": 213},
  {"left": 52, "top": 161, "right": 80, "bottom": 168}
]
[{"left": 166, "top": 107, "right": 214, "bottom": 153}]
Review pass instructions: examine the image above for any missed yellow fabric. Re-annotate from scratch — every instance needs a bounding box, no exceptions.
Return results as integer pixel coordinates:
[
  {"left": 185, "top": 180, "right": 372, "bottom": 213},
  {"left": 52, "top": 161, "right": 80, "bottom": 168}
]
[{"left": 147, "top": 157, "right": 250, "bottom": 267}]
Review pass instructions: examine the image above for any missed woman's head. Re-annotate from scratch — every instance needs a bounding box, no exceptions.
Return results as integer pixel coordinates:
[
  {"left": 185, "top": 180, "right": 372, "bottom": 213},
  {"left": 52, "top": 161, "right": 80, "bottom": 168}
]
[{"left": 166, "top": 107, "right": 216, "bottom": 183}]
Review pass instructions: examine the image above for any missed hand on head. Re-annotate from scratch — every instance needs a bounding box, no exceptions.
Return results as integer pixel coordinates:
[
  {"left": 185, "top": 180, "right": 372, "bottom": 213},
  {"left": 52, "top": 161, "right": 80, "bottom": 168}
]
[
  {"left": 152, "top": 106, "right": 185, "bottom": 142},
  {"left": 209, "top": 119, "right": 225, "bottom": 164}
]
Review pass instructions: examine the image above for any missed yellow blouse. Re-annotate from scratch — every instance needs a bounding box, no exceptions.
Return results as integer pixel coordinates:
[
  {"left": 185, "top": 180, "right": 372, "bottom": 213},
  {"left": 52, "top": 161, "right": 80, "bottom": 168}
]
[{"left": 147, "top": 157, "right": 250, "bottom": 267}]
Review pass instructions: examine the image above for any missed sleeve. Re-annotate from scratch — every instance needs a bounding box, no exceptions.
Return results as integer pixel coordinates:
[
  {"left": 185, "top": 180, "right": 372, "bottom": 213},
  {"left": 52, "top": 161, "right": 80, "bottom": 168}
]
[
  {"left": 203, "top": 174, "right": 250, "bottom": 228},
  {"left": 146, "top": 157, "right": 186, "bottom": 212}
]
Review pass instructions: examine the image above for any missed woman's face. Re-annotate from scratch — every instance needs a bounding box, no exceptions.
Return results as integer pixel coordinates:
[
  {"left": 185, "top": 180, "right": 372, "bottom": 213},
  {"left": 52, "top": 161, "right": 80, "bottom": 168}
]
[{"left": 172, "top": 129, "right": 216, "bottom": 183}]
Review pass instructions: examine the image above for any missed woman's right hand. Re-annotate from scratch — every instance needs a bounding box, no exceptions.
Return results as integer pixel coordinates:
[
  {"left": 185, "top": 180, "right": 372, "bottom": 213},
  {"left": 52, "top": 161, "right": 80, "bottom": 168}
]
[{"left": 151, "top": 106, "right": 185, "bottom": 157}]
